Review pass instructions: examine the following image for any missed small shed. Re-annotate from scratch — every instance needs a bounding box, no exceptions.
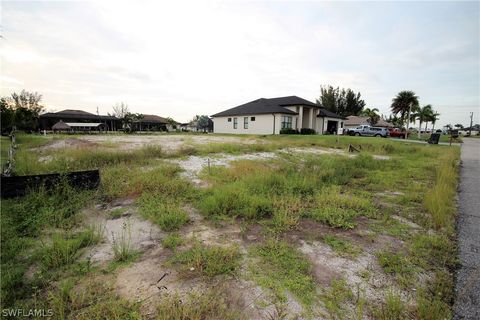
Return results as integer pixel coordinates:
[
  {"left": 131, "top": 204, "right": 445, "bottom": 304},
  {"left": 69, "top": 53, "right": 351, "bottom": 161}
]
[{"left": 52, "top": 120, "right": 72, "bottom": 132}]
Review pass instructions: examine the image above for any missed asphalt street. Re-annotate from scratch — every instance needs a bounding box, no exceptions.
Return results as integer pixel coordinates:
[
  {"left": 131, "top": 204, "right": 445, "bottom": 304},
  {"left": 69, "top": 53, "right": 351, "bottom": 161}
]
[{"left": 454, "top": 138, "right": 480, "bottom": 319}]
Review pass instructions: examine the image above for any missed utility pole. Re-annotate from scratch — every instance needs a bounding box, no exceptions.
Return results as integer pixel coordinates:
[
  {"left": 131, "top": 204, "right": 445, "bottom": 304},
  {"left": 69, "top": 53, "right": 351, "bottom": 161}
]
[{"left": 469, "top": 112, "right": 473, "bottom": 137}]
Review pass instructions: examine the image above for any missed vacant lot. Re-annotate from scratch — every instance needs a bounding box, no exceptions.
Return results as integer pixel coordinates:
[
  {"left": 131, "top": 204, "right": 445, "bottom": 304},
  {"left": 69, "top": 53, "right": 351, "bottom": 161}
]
[{"left": 1, "top": 133, "right": 460, "bottom": 319}]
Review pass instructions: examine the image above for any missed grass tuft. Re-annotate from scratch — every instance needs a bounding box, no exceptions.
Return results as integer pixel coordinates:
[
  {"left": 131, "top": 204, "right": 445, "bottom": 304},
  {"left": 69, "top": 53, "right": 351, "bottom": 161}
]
[{"left": 171, "top": 244, "right": 240, "bottom": 277}]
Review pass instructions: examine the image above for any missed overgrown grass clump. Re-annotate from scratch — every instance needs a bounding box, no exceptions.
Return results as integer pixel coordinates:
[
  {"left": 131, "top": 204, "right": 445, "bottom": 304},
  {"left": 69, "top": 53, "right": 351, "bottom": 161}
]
[
  {"left": 41, "top": 227, "right": 101, "bottom": 269},
  {"left": 249, "top": 240, "right": 317, "bottom": 306},
  {"left": 424, "top": 152, "right": 459, "bottom": 230},
  {"left": 137, "top": 193, "right": 189, "bottom": 231},
  {"left": 199, "top": 156, "right": 381, "bottom": 231},
  {"left": 171, "top": 244, "right": 241, "bottom": 277},
  {"left": 162, "top": 233, "right": 183, "bottom": 250},
  {"left": 0, "top": 182, "right": 94, "bottom": 308},
  {"left": 47, "top": 278, "right": 141, "bottom": 320}
]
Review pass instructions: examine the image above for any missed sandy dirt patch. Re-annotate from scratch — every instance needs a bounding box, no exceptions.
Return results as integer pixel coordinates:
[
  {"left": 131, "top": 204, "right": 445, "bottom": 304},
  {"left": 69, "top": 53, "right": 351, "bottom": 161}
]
[
  {"left": 298, "top": 239, "right": 395, "bottom": 304},
  {"left": 37, "top": 135, "right": 258, "bottom": 152},
  {"left": 85, "top": 205, "right": 164, "bottom": 263}
]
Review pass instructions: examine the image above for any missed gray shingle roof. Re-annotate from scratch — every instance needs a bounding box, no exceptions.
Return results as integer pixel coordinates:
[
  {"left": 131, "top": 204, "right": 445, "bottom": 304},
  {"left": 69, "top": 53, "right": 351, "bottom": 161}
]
[
  {"left": 317, "top": 109, "right": 346, "bottom": 119},
  {"left": 211, "top": 96, "right": 319, "bottom": 117}
]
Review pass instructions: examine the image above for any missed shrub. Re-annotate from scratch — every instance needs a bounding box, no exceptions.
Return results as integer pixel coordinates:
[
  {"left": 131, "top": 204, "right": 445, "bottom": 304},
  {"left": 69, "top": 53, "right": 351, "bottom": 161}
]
[
  {"left": 300, "top": 128, "right": 316, "bottom": 135},
  {"left": 280, "top": 128, "right": 299, "bottom": 134}
]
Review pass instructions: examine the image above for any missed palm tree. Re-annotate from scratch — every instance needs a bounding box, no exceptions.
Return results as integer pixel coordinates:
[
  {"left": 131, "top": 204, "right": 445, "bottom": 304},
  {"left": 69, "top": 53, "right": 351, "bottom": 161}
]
[
  {"left": 430, "top": 111, "right": 440, "bottom": 131},
  {"left": 391, "top": 91, "right": 419, "bottom": 138},
  {"left": 360, "top": 108, "right": 380, "bottom": 126},
  {"left": 412, "top": 105, "right": 433, "bottom": 139}
]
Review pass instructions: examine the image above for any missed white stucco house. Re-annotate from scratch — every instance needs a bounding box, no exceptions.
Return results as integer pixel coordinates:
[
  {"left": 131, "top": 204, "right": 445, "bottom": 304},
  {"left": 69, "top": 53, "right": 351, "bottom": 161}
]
[{"left": 211, "top": 96, "right": 345, "bottom": 135}]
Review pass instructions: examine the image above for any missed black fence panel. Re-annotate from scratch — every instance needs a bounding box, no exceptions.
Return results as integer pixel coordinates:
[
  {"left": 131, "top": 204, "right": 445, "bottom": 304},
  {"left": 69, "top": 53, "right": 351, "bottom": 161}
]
[{"left": 1, "top": 170, "right": 100, "bottom": 199}]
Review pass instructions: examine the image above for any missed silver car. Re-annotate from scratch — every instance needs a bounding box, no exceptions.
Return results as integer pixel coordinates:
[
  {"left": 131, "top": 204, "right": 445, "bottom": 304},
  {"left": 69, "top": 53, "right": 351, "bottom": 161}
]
[{"left": 349, "top": 126, "right": 389, "bottom": 138}]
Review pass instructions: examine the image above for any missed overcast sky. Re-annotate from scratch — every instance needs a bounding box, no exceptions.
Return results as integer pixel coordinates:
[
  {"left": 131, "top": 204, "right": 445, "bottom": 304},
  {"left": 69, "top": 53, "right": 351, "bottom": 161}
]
[{"left": 1, "top": 0, "right": 479, "bottom": 127}]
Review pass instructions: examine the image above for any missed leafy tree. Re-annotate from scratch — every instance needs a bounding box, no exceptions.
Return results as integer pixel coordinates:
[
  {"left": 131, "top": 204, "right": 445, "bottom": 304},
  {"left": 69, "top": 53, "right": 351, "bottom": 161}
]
[
  {"left": 344, "top": 89, "right": 366, "bottom": 116},
  {"left": 391, "top": 90, "right": 419, "bottom": 138},
  {"left": 110, "top": 102, "right": 143, "bottom": 133},
  {"left": 386, "top": 114, "right": 403, "bottom": 128},
  {"left": 192, "top": 115, "right": 210, "bottom": 133},
  {"left": 0, "top": 90, "right": 45, "bottom": 132},
  {"left": 360, "top": 108, "right": 380, "bottom": 125},
  {"left": 0, "top": 98, "right": 15, "bottom": 133},
  {"left": 123, "top": 113, "right": 144, "bottom": 133},
  {"left": 317, "top": 85, "right": 365, "bottom": 117},
  {"left": 166, "top": 117, "right": 178, "bottom": 130}
]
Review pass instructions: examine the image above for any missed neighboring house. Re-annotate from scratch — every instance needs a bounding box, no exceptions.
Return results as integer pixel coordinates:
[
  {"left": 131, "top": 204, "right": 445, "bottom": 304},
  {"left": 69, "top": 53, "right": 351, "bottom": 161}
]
[
  {"left": 40, "top": 109, "right": 120, "bottom": 131},
  {"left": 133, "top": 115, "right": 180, "bottom": 131},
  {"left": 211, "top": 96, "right": 344, "bottom": 135},
  {"left": 52, "top": 120, "right": 106, "bottom": 132},
  {"left": 344, "top": 116, "right": 394, "bottom": 131}
]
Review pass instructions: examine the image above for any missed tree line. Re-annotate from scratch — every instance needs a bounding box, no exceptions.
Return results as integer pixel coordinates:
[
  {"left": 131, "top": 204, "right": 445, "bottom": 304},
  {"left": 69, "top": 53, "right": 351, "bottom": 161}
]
[
  {"left": 1, "top": 90, "right": 45, "bottom": 133},
  {"left": 317, "top": 86, "right": 441, "bottom": 134}
]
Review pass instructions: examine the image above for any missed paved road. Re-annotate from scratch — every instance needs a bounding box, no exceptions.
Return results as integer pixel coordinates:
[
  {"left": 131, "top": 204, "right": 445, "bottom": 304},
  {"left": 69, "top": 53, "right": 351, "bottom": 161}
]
[{"left": 454, "top": 138, "right": 480, "bottom": 319}]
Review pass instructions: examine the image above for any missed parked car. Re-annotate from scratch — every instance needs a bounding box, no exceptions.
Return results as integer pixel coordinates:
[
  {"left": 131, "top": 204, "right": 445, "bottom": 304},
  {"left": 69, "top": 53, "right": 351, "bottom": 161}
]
[
  {"left": 348, "top": 126, "right": 389, "bottom": 137},
  {"left": 388, "top": 128, "right": 407, "bottom": 139}
]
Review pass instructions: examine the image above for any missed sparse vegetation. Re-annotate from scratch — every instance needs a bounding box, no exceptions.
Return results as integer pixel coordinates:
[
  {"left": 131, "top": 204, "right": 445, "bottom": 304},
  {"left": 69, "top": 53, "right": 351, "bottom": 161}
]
[
  {"left": 171, "top": 243, "right": 241, "bottom": 277},
  {"left": 156, "top": 287, "right": 240, "bottom": 320},
  {"left": 162, "top": 233, "right": 183, "bottom": 250},
  {"left": 1, "top": 133, "right": 461, "bottom": 318},
  {"left": 322, "top": 234, "right": 361, "bottom": 257},
  {"left": 111, "top": 221, "right": 137, "bottom": 262},
  {"left": 249, "top": 240, "right": 317, "bottom": 307},
  {"left": 322, "top": 279, "right": 354, "bottom": 319}
]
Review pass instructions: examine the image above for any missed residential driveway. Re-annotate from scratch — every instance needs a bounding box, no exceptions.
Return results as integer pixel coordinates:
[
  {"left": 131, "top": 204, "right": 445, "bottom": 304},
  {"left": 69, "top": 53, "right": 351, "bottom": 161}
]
[{"left": 454, "top": 138, "right": 480, "bottom": 319}]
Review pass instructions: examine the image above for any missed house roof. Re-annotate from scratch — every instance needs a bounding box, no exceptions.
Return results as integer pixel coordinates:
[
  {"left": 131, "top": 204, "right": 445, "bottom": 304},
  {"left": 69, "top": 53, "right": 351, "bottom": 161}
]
[
  {"left": 345, "top": 116, "right": 393, "bottom": 127},
  {"left": 317, "top": 109, "right": 346, "bottom": 119},
  {"left": 136, "top": 114, "right": 180, "bottom": 124},
  {"left": 211, "top": 96, "right": 320, "bottom": 117},
  {"left": 40, "top": 109, "right": 118, "bottom": 120},
  {"left": 137, "top": 114, "right": 168, "bottom": 123}
]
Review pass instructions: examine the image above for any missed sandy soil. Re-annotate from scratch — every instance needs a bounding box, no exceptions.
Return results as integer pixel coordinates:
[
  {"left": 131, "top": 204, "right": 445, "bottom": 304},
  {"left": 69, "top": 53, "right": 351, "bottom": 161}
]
[{"left": 38, "top": 135, "right": 258, "bottom": 152}]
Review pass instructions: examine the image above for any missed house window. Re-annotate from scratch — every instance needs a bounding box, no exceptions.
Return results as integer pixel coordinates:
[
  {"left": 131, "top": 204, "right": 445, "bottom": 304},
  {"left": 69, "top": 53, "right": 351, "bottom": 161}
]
[
  {"left": 281, "top": 116, "right": 292, "bottom": 129},
  {"left": 233, "top": 117, "right": 238, "bottom": 129},
  {"left": 244, "top": 117, "right": 248, "bottom": 129},
  {"left": 251, "top": 117, "right": 255, "bottom": 121},
  {"left": 228, "top": 118, "right": 232, "bottom": 122}
]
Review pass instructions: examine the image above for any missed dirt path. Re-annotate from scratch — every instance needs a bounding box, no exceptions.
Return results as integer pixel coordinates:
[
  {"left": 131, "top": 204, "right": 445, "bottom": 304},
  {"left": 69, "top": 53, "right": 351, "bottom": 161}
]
[{"left": 454, "top": 138, "right": 480, "bottom": 319}]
